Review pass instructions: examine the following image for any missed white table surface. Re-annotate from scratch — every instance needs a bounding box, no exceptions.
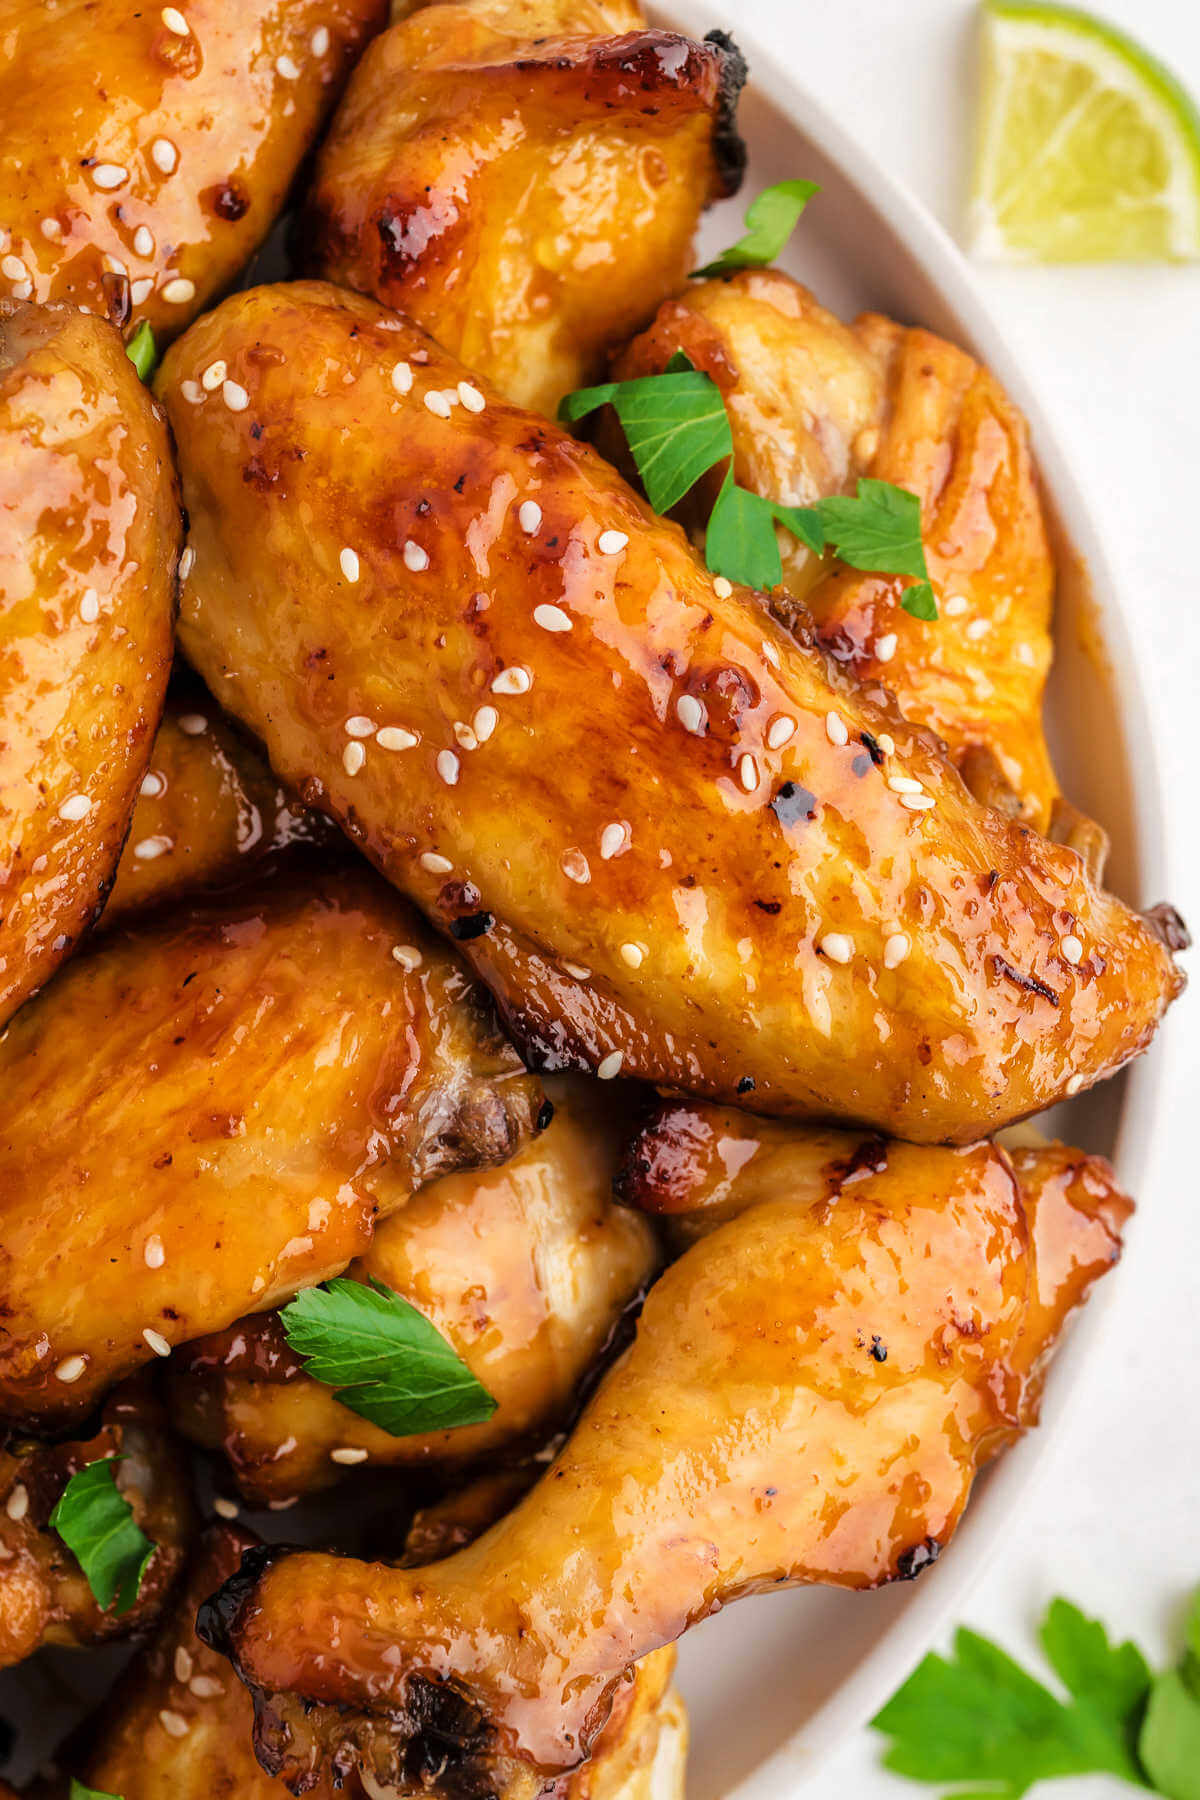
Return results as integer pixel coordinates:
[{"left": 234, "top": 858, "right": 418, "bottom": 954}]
[{"left": 720, "top": 1, "right": 1200, "bottom": 1794}]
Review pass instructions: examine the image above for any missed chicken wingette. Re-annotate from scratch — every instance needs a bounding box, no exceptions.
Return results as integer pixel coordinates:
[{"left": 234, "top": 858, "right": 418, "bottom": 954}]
[
  {"left": 0, "top": 300, "right": 178, "bottom": 1026},
  {"left": 159, "top": 282, "right": 1184, "bottom": 1144},
  {"left": 0, "top": 863, "right": 543, "bottom": 1426},
  {"left": 200, "top": 1125, "right": 1129, "bottom": 1795}
]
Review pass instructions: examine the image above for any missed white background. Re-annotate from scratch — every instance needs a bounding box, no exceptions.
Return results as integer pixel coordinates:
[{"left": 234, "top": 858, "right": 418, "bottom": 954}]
[{"left": 724, "top": 2, "right": 1200, "bottom": 1795}]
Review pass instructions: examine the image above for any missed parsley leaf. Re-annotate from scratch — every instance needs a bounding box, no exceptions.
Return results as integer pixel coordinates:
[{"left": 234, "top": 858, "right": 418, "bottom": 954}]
[
  {"left": 692, "top": 178, "right": 821, "bottom": 278},
  {"left": 49, "top": 1460, "right": 155, "bottom": 1617},
  {"left": 124, "top": 320, "right": 157, "bottom": 383},
  {"left": 818, "top": 477, "right": 929, "bottom": 580},
  {"left": 1139, "top": 1590, "right": 1200, "bottom": 1800},
  {"left": 280, "top": 1276, "right": 497, "bottom": 1438},
  {"left": 706, "top": 477, "right": 825, "bottom": 590},
  {"left": 560, "top": 366, "right": 732, "bottom": 514},
  {"left": 71, "top": 1783, "right": 123, "bottom": 1800}
]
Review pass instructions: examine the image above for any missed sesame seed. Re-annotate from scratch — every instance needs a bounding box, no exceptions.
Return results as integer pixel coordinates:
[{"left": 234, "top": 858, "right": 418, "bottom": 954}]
[
  {"left": 161, "top": 7, "right": 190, "bottom": 34},
  {"left": 534, "top": 603, "right": 571, "bottom": 633},
  {"left": 133, "top": 834, "right": 172, "bottom": 860},
  {"left": 457, "top": 381, "right": 485, "bottom": 412},
  {"left": 761, "top": 639, "right": 781, "bottom": 669},
  {"left": 1066, "top": 1073, "right": 1085, "bottom": 1096},
  {"left": 201, "top": 359, "right": 226, "bottom": 390},
  {"left": 165, "top": 277, "right": 195, "bottom": 305},
  {"left": 151, "top": 139, "right": 178, "bottom": 174},
  {"left": 80, "top": 588, "right": 100, "bottom": 622},
  {"left": 330, "top": 1446, "right": 369, "bottom": 1465},
  {"left": 620, "top": 943, "right": 644, "bottom": 969},
  {"left": 344, "top": 716, "right": 375, "bottom": 738},
  {"left": 943, "top": 594, "right": 969, "bottom": 617},
  {"left": 376, "top": 726, "right": 418, "bottom": 751},
  {"left": 59, "top": 793, "right": 92, "bottom": 822},
  {"left": 55, "top": 1355, "right": 86, "bottom": 1384},
  {"left": 144, "top": 1234, "right": 165, "bottom": 1268},
  {"left": 519, "top": 500, "right": 543, "bottom": 534},
  {"left": 159, "top": 1710, "right": 189, "bottom": 1739},
  {"left": 420, "top": 852, "right": 452, "bottom": 874},
  {"left": 819, "top": 933, "right": 854, "bottom": 965},
  {"left": 91, "top": 163, "right": 128, "bottom": 189},
  {"left": 391, "top": 362, "right": 413, "bottom": 395},
  {"left": 179, "top": 546, "right": 194, "bottom": 579},
  {"left": 5, "top": 1484, "right": 28, "bottom": 1523},
  {"left": 342, "top": 741, "right": 365, "bottom": 776},
  {"left": 403, "top": 540, "right": 429, "bottom": 572},
  {"left": 174, "top": 1646, "right": 194, "bottom": 1683},
  {"left": 311, "top": 25, "right": 330, "bottom": 54},
  {"left": 887, "top": 775, "right": 923, "bottom": 795},
  {"left": 472, "top": 705, "right": 498, "bottom": 743},
  {"left": 1, "top": 254, "right": 28, "bottom": 281},
  {"left": 275, "top": 53, "right": 300, "bottom": 79},
  {"left": 492, "top": 665, "right": 531, "bottom": 696},
  {"left": 713, "top": 576, "right": 733, "bottom": 598},
  {"left": 1061, "top": 935, "right": 1083, "bottom": 965},
  {"left": 268, "top": 1496, "right": 298, "bottom": 1510},
  {"left": 131, "top": 278, "right": 154, "bottom": 304},
  {"left": 40, "top": 217, "right": 61, "bottom": 242},
  {"left": 877, "top": 733, "right": 895, "bottom": 756},
  {"left": 965, "top": 618, "right": 990, "bottom": 641},
  {"left": 143, "top": 1328, "right": 171, "bottom": 1357},
  {"left": 900, "top": 793, "right": 936, "bottom": 812},
  {"left": 596, "top": 1050, "right": 624, "bottom": 1080},
  {"left": 10, "top": 281, "right": 31, "bottom": 300},
  {"left": 453, "top": 721, "right": 478, "bottom": 751},
  {"left": 213, "top": 1496, "right": 239, "bottom": 1519},
  {"left": 600, "top": 822, "right": 626, "bottom": 860},
  {"left": 675, "top": 694, "right": 704, "bottom": 734},
  {"left": 766, "top": 716, "right": 795, "bottom": 750},
  {"left": 825, "top": 711, "right": 848, "bottom": 747},
  {"left": 883, "top": 932, "right": 911, "bottom": 969},
  {"left": 190, "top": 1675, "right": 224, "bottom": 1698},
  {"left": 597, "top": 529, "right": 628, "bottom": 554},
  {"left": 738, "top": 753, "right": 758, "bottom": 791},
  {"left": 1015, "top": 642, "right": 1035, "bottom": 666},
  {"left": 339, "top": 547, "right": 360, "bottom": 583},
  {"left": 221, "top": 377, "right": 247, "bottom": 409},
  {"left": 436, "top": 749, "right": 459, "bottom": 785},
  {"left": 391, "top": 945, "right": 423, "bottom": 972},
  {"left": 104, "top": 254, "right": 128, "bottom": 278},
  {"left": 0, "top": 229, "right": 8, "bottom": 251},
  {"left": 178, "top": 712, "right": 207, "bottom": 734},
  {"left": 139, "top": 771, "right": 165, "bottom": 798},
  {"left": 875, "top": 633, "right": 898, "bottom": 663},
  {"left": 133, "top": 225, "right": 155, "bottom": 257},
  {"left": 561, "top": 849, "right": 590, "bottom": 884},
  {"left": 424, "top": 389, "right": 451, "bottom": 418},
  {"left": 563, "top": 961, "right": 591, "bottom": 979}
]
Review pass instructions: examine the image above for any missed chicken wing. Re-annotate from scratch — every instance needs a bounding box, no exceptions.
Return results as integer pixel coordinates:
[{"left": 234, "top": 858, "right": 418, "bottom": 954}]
[
  {"left": 159, "top": 281, "right": 1184, "bottom": 1143},
  {"left": 0, "top": 862, "right": 543, "bottom": 1427},
  {"left": 0, "top": 1382, "right": 191, "bottom": 1670},
  {"left": 610, "top": 269, "right": 1059, "bottom": 825},
  {"left": 170, "top": 1075, "right": 659, "bottom": 1502},
  {"left": 0, "top": 0, "right": 385, "bottom": 339},
  {"left": 0, "top": 300, "right": 178, "bottom": 1026},
  {"left": 199, "top": 1126, "right": 1128, "bottom": 1793},
  {"left": 303, "top": 0, "right": 745, "bottom": 413}
]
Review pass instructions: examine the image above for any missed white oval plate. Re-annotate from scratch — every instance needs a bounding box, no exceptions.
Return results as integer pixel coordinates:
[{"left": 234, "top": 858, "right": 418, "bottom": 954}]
[{"left": 651, "top": 5, "right": 1175, "bottom": 1794}]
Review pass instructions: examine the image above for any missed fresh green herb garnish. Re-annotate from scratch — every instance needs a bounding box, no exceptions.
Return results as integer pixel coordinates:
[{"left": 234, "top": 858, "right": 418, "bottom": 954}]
[
  {"left": 280, "top": 1276, "right": 497, "bottom": 1438},
  {"left": 705, "top": 472, "right": 822, "bottom": 590},
  {"left": 692, "top": 178, "right": 821, "bottom": 278},
  {"left": 49, "top": 1460, "right": 155, "bottom": 1617},
  {"left": 124, "top": 320, "right": 157, "bottom": 383},
  {"left": 874, "top": 1587, "right": 1200, "bottom": 1799},
  {"left": 819, "top": 479, "right": 937, "bottom": 619},
  {"left": 71, "top": 1782, "right": 123, "bottom": 1800},
  {"left": 560, "top": 355, "right": 733, "bottom": 515}
]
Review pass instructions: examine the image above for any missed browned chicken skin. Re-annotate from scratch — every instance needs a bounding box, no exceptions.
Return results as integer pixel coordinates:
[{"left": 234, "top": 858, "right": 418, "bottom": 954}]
[
  {"left": 0, "top": 862, "right": 542, "bottom": 1427},
  {"left": 201, "top": 1122, "right": 1128, "bottom": 1794},
  {"left": 611, "top": 269, "right": 1060, "bottom": 826},
  {"left": 159, "top": 281, "right": 1182, "bottom": 1144},
  {"left": 171, "top": 1075, "right": 659, "bottom": 1502},
  {"left": 0, "top": 300, "right": 178, "bottom": 1026},
  {"left": 0, "top": 0, "right": 386, "bottom": 339},
  {"left": 0, "top": 1382, "right": 191, "bottom": 1670},
  {"left": 303, "top": 0, "right": 745, "bottom": 413}
]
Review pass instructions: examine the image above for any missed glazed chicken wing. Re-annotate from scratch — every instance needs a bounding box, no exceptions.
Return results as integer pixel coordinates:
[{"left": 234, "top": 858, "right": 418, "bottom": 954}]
[
  {"left": 159, "top": 281, "right": 1183, "bottom": 1143},
  {"left": 611, "top": 268, "right": 1060, "bottom": 825},
  {"left": 200, "top": 1123, "right": 1128, "bottom": 1794},
  {"left": 0, "top": 1383, "right": 191, "bottom": 1670},
  {"left": 0, "top": 863, "right": 542, "bottom": 1427},
  {"left": 0, "top": 301, "right": 178, "bottom": 1026},
  {"left": 303, "top": 0, "right": 745, "bottom": 413},
  {"left": 171, "top": 1075, "right": 658, "bottom": 1502},
  {"left": 0, "top": 0, "right": 385, "bottom": 338}
]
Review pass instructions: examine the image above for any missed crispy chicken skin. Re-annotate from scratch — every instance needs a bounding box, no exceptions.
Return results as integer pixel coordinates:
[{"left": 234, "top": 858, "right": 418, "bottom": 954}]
[
  {"left": 611, "top": 269, "right": 1059, "bottom": 826},
  {"left": 159, "top": 282, "right": 1183, "bottom": 1143},
  {"left": 200, "top": 1128, "right": 1128, "bottom": 1795},
  {"left": 0, "top": 301, "right": 178, "bottom": 1026},
  {"left": 0, "top": 1383, "right": 191, "bottom": 1670},
  {"left": 0, "top": 0, "right": 386, "bottom": 339},
  {"left": 0, "top": 863, "right": 542, "bottom": 1427},
  {"left": 303, "top": 0, "right": 745, "bottom": 413},
  {"left": 171, "top": 1075, "right": 658, "bottom": 1502}
]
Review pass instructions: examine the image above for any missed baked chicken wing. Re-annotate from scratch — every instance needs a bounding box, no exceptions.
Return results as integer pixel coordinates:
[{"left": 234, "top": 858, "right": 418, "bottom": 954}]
[
  {"left": 303, "top": 0, "right": 745, "bottom": 412},
  {"left": 171, "top": 1075, "right": 658, "bottom": 1502},
  {"left": 0, "top": 300, "right": 178, "bottom": 1026},
  {"left": 611, "top": 269, "right": 1059, "bottom": 825},
  {"left": 159, "top": 281, "right": 1183, "bottom": 1143},
  {"left": 0, "top": 0, "right": 385, "bottom": 339},
  {"left": 0, "top": 863, "right": 542, "bottom": 1427},
  {"left": 199, "top": 1124, "right": 1128, "bottom": 1794}
]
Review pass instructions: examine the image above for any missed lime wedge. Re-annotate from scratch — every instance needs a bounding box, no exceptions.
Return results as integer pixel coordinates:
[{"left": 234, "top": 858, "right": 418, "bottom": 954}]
[{"left": 970, "top": 0, "right": 1200, "bottom": 261}]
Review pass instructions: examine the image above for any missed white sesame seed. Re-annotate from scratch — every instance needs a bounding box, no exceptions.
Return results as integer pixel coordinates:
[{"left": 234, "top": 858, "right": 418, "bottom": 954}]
[
  {"left": 491, "top": 665, "right": 531, "bottom": 696},
  {"left": 339, "top": 547, "right": 360, "bottom": 583},
  {"left": 738, "top": 753, "right": 758, "bottom": 791},
  {"left": 175, "top": 1645, "right": 195, "bottom": 1682},
  {"left": 133, "top": 834, "right": 172, "bottom": 860},
  {"left": 143, "top": 1328, "right": 171, "bottom": 1357},
  {"left": 596, "top": 1050, "right": 624, "bottom": 1080},
  {"left": 519, "top": 500, "right": 543, "bottom": 534},
  {"left": 139, "top": 771, "right": 165, "bottom": 799},
  {"left": 55, "top": 1355, "right": 86, "bottom": 1384},
  {"left": 159, "top": 1710, "right": 189, "bottom": 1739},
  {"left": 342, "top": 741, "right": 365, "bottom": 777},
  {"left": 59, "top": 793, "right": 92, "bottom": 822},
  {"left": 457, "top": 381, "right": 485, "bottom": 413},
  {"left": 563, "top": 961, "right": 591, "bottom": 980},
  {"left": 965, "top": 618, "right": 990, "bottom": 641},
  {"left": 600, "top": 823, "right": 626, "bottom": 860},
  {"left": 376, "top": 726, "right": 418, "bottom": 751},
  {"left": 221, "top": 377, "right": 247, "bottom": 409},
  {"left": 943, "top": 594, "right": 969, "bottom": 617},
  {"left": 883, "top": 932, "right": 911, "bottom": 969},
  {"left": 133, "top": 225, "right": 155, "bottom": 257},
  {"left": 1015, "top": 642, "right": 1035, "bottom": 666},
  {"left": 267, "top": 1497, "right": 299, "bottom": 1510},
  {"left": 1066, "top": 1073, "right": 1085, "bottom": 1096},
  {"left": 391, "top": 945, "right": 423, "bottom": 972},
  {"left": 161, "top": 7, "right": 190, "bottom": 34},
  {"left": 144, "top": 1234, "right": 165, "bottom": 1268},
  {"left": 472, "top": 705, "right": 498, "bottom": 743},
  {"left": 10, "top": 281, "right": 31, "bottom": 300},
  {"left": 534, "top": 603, "right": 571, "bottom": 633},
  {"left": 79, "top": 588, "right": 100, "bottom": 622},
  {"left": 344, "top": 716, "right": 375, "bottom": 738},
  {"left": 424, "top": 389, "right": 451, "bottom": 418},
  {"left": 1, "top": 254, "right": 28, "bottom": 281},
  {"left": 151, "top": 139, "right": 178, "bottom": 175},
  {"left": 131, "top": 278, "right": 154, "bottom": 304},
  {"left": 1061, "top": 934, "right": 1083, "bottom": 965},
  {"left": 213, "top": 1496, "right": 239, "bottom": 1520},
  {"left": 91, "top": 163, "right": 128, "bottom": 190},
  {"left": 877, "top": 733, "right": 895, "bottom": 756},
  {"left": 420, "top": 852, "right": 452, "bottom": 874},
  {"left": 887, "top": 775, "right": 923, "bottom": 795},
  {"left": 766, "top": 716, "right": 795, "bottom": 750},
  {"left": 178, "top": 712, "right": 207, "bottom": 735},
  {"left": 818, "top": 933, "right": 854, "bottom": 965},
  {"left": 0, "top": 228, "right": 8, "bottom": 251},
  {"left": 5, "top": 1485, "right": 28, "bottom": 1523},
  {"left": 825, "top": 711, "right": 848, "bottom": 747},
  {"left": 620, "top": 943, "right": 644, "bottom": 969},
  {"left": 713, "top": 576, "right": 733, "bottom": 598},
  {"left": 163, "top": 276, "right": 195, "bottom": 304},
  {"left": 561, "top": 849, "right": 590, "bottom": 884},
  {"left": 311, "top": 25, "right": 330, "bottom": 54},
  {"left": 104, "top": 254, "right": 128, "bottom": 279},
  {"left": 453, "top": 721, "right": 478, "bottom": 751},
  {"left": 391, "top": 361, "right": 413, "bottom": 395},
  {"left": 190, "top": 1674, "right": 224, "bottom": 1698},
  {"left": 330, "top": 1446, "right": 370, "bottom": 1465},
  {"left": 900, "top": 793, "right": 936, "bottom": 812},
  {"left": 875, "top": 633, "right": 898, "bottom": 663},
  {"left": 178, "top": 546, "right": 194, "bottom": 580},
  {"left": 200, "top": 359, "right": 227, "bottom": 391},
  {"left": 436, "top": 750, "right": 459, "bottom": 786},
  {"left": 675, "top": 694, "right": 704, "bottom": 734},
  {"left": 275, "top": 54, "right": 300, "bottom": 79},
  {"left": 403, "top": 540, "right": 429, "bottom": 573},
  {"left": 597, "top": 529, "right": 628, "bottom": 555}
]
